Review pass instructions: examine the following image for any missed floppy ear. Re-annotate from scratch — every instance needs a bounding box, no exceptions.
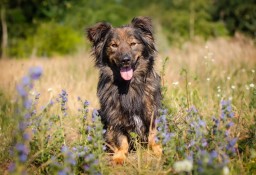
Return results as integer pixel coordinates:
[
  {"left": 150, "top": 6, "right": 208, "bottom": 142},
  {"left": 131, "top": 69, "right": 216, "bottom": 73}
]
[
  {"left": 87, "top": 22, "right": 112, "bottom": 45},
  {"left": 131, "top": 16, "right": 154, "bottom": 41}
]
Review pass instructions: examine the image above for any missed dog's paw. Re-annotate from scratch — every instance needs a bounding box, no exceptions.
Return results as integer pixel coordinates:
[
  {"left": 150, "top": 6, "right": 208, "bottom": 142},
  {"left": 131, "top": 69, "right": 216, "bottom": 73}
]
[
  {"left": 152, "top": 144, "right": 162, "bottom": 157},
  {"left": 113, "top": 151, "right": 126, "bottom": 164}
]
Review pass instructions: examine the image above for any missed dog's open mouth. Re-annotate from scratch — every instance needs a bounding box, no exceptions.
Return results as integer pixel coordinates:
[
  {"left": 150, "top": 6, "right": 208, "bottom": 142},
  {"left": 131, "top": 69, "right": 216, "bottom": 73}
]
[{"left": 120, "top": 67, "right": 133, "bottom": 81}]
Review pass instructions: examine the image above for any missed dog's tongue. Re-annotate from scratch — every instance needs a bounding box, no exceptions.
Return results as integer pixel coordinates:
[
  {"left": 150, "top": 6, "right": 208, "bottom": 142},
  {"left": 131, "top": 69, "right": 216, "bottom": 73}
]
[{"left": 120, "top": 67, "right": 133, "bottom": 81}]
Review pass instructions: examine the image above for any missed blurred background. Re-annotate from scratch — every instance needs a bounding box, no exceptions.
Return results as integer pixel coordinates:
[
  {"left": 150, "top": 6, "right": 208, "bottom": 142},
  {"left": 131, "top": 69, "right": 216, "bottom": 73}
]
[
  {"left": 0, "top": 0, "right": 255, "bottom": 111},
  {"left": 0, "top": 0, "right": 255, "bottom": 58}
]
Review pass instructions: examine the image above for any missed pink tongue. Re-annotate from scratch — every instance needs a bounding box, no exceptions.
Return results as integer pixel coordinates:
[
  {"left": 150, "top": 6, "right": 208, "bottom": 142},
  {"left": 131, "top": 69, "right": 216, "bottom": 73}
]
[{"left": 120, "top": 68, "right": 133, "bottom": 81}]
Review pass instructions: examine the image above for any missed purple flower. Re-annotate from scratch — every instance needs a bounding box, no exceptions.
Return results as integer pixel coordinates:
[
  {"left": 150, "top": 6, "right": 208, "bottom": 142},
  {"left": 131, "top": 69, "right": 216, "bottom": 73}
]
[
  {"left": 8, "top": 163, "right": 16, "bottom": 172},
  {"left": 29, "top": 66, "right": 43, "bottom": 80},
  {"left": 24, "top": 99, "right": 32, "bottom": 109},
  {"left": 228, "top": 138, "right": 237, "bottom": 148},
  {"left": 210, "top": 150, "right": 218, "bottom": 159},
  {"left": 87, "top": 135, "right": 92, "bottom": 142},
  {"left": 199, "top": 119, "right": 206, "bottom": 128},
  {"left": 85, "top": 153, "right": 94, "bottom": 160},
  {"left": 23, "top": 133, "right": 30, "bottom": 141},
  {"left": 22, "top": 76, "right": 31, "bottom": 86},
  {"left": 226, "top": 122, "right": 234, "bottom": 129},
  {"left": 92, "top": 109, "right": 99, "bottom": 121},
  {"left": 19, "top": 153, "right": 28, "bottom": 162},
  {"left": 17, "top": 85, "right": 27, "bottom": 97},
  {"left": 201, "top": 138, "right": 208, "bottom": 147},
  {"left": 84, "top": 100, "right": 90, "bottom": 107},
  {"left": 61, "top": 145, "right": 68, "bottom": 153},
  {"left": 58, "top": 169, "right": 68, "bottom": 175},
  {"left": 228, "top": 112, "right": 235, "bottom": 118}
]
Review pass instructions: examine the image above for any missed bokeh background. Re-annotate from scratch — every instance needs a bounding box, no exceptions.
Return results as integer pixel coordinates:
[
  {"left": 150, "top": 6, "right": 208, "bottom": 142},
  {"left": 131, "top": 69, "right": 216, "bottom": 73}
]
[{"left": 0, "top": 0, "right": 255, "bottom": 58}]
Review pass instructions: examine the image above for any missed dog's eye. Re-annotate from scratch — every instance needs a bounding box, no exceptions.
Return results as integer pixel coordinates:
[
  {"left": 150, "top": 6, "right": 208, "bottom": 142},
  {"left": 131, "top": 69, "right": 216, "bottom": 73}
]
[
  {"left": 111, "top": 43, "right": 118, "bottom": 48},
  {"left": 130, "top": 42, "right": 137, "bottom": 47}
]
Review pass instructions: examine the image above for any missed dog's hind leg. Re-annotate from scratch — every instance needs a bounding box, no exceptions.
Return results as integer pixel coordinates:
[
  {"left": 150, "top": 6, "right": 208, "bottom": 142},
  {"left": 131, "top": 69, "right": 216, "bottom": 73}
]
[{"left": 112, "top": 134, "right": 129, "bottom": 164}]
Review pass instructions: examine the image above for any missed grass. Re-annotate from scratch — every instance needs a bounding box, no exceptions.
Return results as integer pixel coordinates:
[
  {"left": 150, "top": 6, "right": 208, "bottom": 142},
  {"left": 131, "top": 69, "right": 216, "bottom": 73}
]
[{"left": 0, "top": 35, "right": 255, "bottom": 174}]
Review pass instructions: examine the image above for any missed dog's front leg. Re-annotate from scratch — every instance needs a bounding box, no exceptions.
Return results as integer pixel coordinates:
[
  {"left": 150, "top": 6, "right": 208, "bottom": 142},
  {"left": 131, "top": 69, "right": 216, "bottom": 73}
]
[
  {"left": 112, "top": 134, "right": 129, "bottom": 164},
  {"left": 148, "top": 127, "right": 162, "bottom": 157}
]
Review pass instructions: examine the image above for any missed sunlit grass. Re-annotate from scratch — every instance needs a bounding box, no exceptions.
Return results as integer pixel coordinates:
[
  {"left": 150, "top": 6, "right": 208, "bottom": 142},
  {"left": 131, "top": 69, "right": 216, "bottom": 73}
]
[{"left": 0, "top": 36, "right": 255, "bottom": 174}]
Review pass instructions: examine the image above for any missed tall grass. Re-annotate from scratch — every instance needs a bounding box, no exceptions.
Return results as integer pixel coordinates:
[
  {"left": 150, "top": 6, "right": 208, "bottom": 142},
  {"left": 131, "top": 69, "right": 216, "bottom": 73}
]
[{"left": 0, "top": 36, "right": 255, "bottom": 174}]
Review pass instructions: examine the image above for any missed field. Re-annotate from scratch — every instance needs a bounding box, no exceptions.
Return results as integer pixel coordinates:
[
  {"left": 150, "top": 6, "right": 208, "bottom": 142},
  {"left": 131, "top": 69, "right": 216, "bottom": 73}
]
[{"left": 0, "top": 36, "right": 255, "bottom": 174}]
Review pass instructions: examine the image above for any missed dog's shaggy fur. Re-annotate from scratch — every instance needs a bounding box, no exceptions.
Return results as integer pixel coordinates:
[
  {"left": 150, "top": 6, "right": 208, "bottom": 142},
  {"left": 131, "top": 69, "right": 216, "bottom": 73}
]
[{"left": 87, "top": 17, "right": 162, "bottom": 163}]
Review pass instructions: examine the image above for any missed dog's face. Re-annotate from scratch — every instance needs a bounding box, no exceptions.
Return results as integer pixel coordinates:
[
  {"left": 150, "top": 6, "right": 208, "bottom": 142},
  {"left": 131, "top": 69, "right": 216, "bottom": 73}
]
[{"left": 87, "top": 17, "right": 156, "bottom": 81}]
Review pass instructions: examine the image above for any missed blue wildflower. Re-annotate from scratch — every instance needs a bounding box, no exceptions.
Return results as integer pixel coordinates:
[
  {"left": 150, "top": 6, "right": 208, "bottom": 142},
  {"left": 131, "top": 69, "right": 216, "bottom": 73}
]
[{"left": 29, "top": 66, "right": 43, "bottom": 80}]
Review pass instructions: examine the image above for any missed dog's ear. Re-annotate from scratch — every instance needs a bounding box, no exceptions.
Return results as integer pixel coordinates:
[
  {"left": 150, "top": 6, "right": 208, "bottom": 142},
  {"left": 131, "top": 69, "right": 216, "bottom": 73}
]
[
  {"left": 131, "top": 17, "right": 154, "bottom": 41},
  {"left": 131, "top": 16, "right": 156, "bottom": 54},
  {"left": 87, "top": 22, "right": 112, "bottom": 45}
]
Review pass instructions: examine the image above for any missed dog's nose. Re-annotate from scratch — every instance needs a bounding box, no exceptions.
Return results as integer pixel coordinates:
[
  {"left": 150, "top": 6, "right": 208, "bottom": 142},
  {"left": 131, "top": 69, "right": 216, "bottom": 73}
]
[{"left": 121, "top": 56, "right": 131, "bottom": 65}]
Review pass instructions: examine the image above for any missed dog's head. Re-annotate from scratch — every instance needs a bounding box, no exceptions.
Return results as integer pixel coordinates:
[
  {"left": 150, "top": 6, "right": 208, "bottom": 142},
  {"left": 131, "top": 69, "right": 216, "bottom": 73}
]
[{"left": 87, "top": 17, "right": 156, "bottom": 81}]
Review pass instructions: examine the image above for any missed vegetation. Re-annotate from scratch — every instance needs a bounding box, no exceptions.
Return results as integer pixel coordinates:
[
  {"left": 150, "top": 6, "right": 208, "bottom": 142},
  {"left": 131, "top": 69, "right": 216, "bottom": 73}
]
[
  {"left": 0, "top": 0, "right": 255, "bottom": 58},
  {"left": 0, "top": 37, "right": 255, "bottom": 174}
]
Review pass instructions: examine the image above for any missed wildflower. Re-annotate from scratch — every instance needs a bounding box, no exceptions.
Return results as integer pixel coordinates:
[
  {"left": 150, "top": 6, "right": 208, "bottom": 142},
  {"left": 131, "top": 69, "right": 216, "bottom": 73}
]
[
  {"left": 201, "top": 138, "right": 208, "bottom": 147},
  {"left": 227, "top": 76, "right": 230, "bottom": 80},
  {"left": 222, "top": 166, "right": 230, "bottom": 175},
  {"left": 59, "top": 89, "right": 68, "bottom": 116},
  {"left": 92, "top": 109, "right": 99, "bottom": 122},
  {"left": 29, "top": 66, "right": 43, "bottom": 80},
  {"left": 210, "top": 150, "right": 218, "bottom": 159},
  {"left": 17, "top": 85, "right": 27, "bottom": 97},
  {"left": 22, "top": 76, "right": 31, "bottom": 86},
  {"left": 249, "top": 83, "right": 255, "bottom": 88},
  {"left": 87, "top": 135, "right": 92, "bottom": 142},
  {"left": 84, "top": 100, "right": 90, "bottom": 107},
  {"left": 173, "top": 159, "right": 193, "bottom": 173},
  {"left": 15, "top": 143, "right": 29, "bottom": 163},
  {"left": 8, "top": 163, "right": 16, "bottom": 172},
  {"left": 206, "top": 78, "right": 210, "bottom": 81},
  {"left": 231, "top": 85, "right": 235, "bottom": 89},
  {"left": 252, "top": 69, "right": 255, "bottom": 73},
  {"left": 226, "top": 122, "right": 234, "bottom": 129},
  {"left": 61, "top": 145, "right": 68, "bottom": 154}
]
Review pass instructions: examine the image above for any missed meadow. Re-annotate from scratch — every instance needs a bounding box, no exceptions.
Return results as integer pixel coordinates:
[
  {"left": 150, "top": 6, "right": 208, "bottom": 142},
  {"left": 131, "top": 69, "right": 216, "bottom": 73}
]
[{"left": 0, "top": 35, "right": 255, "bottom": 174}]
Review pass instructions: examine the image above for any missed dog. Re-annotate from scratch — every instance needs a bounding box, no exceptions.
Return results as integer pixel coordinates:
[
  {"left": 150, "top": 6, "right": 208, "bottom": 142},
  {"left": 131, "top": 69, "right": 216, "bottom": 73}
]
[{"left": 87, "top": 16, "right": 162, "bottom": 164}]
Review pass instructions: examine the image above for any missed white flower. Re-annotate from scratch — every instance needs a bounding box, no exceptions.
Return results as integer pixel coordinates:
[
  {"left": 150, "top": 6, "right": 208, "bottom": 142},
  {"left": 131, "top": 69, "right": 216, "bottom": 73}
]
[
  {"left": 227, "top": 76, "right": 231, "bottom": 80},
  {"left": 252, "top": 69, "right": 255, "bottom": 73},
  {"left": 188, "top": 82, "right": 191, "bottom": 86},
  {"left": 217, "top": 94, "right": 220, "bottom": 97},
  {"left": 228, "top": 97, "right": 233, "bottom": 101},
  {"left": 206, "top": 78, "right": 210, "bottom": 81},
  {"left": 231, "top": 85, "right": 236, "bottom": 89},
  {"left": 222, "top": 166, "right": 230, "bottom": 175},
  {"left": 245, "top": 85, "right": 250, "bottom": 90},
  {"left": 173, "top": 159, "right": 193, "bottom": 173},
  {"left": 172, "top": 81, "right": 179, "bottom": 86},
  {"left": 249, "top": 83, "right": 255, "bottom": 88}
]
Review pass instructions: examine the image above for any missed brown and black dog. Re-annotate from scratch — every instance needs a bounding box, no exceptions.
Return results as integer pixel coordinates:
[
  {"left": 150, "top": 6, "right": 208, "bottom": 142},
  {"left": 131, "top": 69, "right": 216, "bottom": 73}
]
[{"left": 87, "top": 17, "right": 162, "bottom": 164}]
